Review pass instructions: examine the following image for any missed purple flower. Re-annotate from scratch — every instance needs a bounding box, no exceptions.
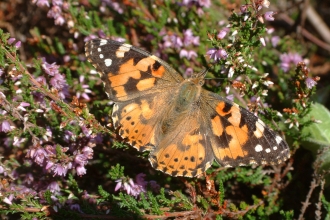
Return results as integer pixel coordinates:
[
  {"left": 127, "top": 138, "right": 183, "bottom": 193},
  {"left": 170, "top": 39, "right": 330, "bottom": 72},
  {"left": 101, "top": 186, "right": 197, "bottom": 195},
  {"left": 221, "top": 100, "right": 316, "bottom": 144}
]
[
  {"left": 183, "top": 29, "right": 199, "bottom": 46},
  {"left": 264, "top": 11, "right": 275, "bottom": 21},
  {"left": 50, "top": 73, "right": 67, "bottom": 90},
  {"left": 240, "top": 4, "right": 248, "bottom": 13},
  {"left": 162, "top": 35, "right": 183, "bottom": 49},
  {"left": 76, "top": 165, "right": 86, "bottom": 176},
  {"left": 217, "top": 28, "right": 229, "bottom": 39},
  {"left": 305, "top": 77, "right": 317, "bottom": 89},
  {"left": 198, "top": 0, "right": 211, "bottom": 8},
  {"left": 280, "top": 52, "right": 303, "bottom": 72},
  {"left": 47, "top": 181, "right": 61, "bottom": 193},
  {"left": 42, "top": 61, "right": 60, "bottom": 76},
  {"left": 47, "top": 6, "right": 62, "bottom": 19},
  {"left": 7, "top": 38, "right": 16, "bottom": 45},
  {"left": 271, "top": 36, "right": 280, "bottom": 47},
  {"left": 74, "top": 153, "right": 88, "bottom": 166},
  {"left": 52, "top": 163, "right": 68, "bottom": 176},
  {"left": 70, "top": 204, "right": 83, "bottom": 213},
  {"left": 206, "top": 48, "right": 227, "bottom": 61},
  {"left": 180, "top": 49, "right": 197, "bottom": 60},
  {"left": 32, "top": 0, "right": 50, "bottom": 7},
  {"left": 3, "top": 194, "right": 14, "bottom": 205},
  {"left": 0, "top": 120, "right": 12, "bottom": 133},
  {"left": 55, "top": 16, "right": 65, "bottom": 26},
  {"left": 185, "top": 67, "right": 194, "bottom": 77},
  {"left": 52, "top": 0, "right": 63, "bottom": 6},
  {"left": 14, "top": 41, "right": 21, "bottom": 49},
  {"left": 76, "top": 76, "right": 92, "bottom": 101},
  {"left": 32, "top": 148, "right": 48, "bottom": 165}
]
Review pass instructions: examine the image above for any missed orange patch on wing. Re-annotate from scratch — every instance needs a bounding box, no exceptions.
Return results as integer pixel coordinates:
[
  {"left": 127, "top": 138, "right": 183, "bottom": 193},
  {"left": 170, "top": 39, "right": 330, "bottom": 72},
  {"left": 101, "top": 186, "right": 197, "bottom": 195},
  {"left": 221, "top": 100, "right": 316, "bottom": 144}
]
[
  {"left": 213, "top": 125, "right": 248, "bottom": 160},
  {"left": 215, "top": 102, "right": 242, "bottom": 127},
  {"left": 152, "top": 65, "right": 165, "bottom": 77},
  {"left": 136, "top": 78, "right": 156, "bottom": 91},
  {"left": 113, "top": 85, "right": 127, "bottom": 98},
  {"left": 109, "top": 59, "right": 141, "bottom": 87},
  {"left": 135, "top": 57, "right": 155, "bottom": 72},
  {"left": 156, "top": 134, "right": 206, "bottom": 176},
  {"left": 140, "top": 99, "right": 154, "bottom": 120},
  {"left": 211, "top": 115, "right": 224, "bottom": 136},
  {"left": 118, "top": 102, "right": 156, "bottom": 149}
]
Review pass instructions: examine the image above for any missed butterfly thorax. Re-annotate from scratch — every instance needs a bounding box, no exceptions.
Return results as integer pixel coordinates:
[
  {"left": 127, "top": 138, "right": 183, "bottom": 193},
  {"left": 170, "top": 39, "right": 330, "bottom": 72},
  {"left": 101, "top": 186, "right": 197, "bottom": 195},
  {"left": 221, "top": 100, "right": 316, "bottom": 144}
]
[{"left": 160, "top": 80, "right": 201, "bottom": 135}]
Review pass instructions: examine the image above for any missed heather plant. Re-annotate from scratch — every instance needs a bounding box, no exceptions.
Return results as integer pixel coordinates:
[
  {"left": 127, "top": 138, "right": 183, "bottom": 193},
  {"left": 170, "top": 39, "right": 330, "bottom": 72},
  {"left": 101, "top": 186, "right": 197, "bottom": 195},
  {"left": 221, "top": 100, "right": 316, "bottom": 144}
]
[{"left": 0, "top": 0, "right": 329, "bottom": 219}]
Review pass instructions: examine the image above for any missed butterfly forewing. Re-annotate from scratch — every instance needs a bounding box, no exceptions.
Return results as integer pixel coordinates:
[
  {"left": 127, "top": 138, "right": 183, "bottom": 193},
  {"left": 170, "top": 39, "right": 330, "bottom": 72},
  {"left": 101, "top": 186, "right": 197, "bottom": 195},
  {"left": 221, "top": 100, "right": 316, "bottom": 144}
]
[{"left": 201, "top": 90, "right": 290, "bottom": 167}]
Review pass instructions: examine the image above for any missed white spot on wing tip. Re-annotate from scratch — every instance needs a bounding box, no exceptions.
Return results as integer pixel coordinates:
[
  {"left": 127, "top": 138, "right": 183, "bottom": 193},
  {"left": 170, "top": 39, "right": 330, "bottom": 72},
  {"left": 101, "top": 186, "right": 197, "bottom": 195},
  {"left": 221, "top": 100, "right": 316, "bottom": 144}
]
[
  {"left": 99, "top": 54, "right": 104, "bottom": 59},
  {"left": 104, "top": 58, "right": 112, "bottom": 67},
  {"left": 100, "top": 39, "right": 107, "bottom": 46},
  {"left": 255, "top": 144, "right": 263, "bottom": 152},
  {"left": 275, "top": 136, "right": 282, "bottom": 144},
  {"left": 265, "top": 148, "right": 271, "bottom": 153}
]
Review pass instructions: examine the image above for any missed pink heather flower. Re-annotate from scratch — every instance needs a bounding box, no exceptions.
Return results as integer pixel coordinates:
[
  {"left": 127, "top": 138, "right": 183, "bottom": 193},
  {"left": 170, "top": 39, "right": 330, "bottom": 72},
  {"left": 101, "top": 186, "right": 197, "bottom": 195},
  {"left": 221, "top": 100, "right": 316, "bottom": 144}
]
[
  {"left": 47, "top": 181, "right": 61, "bottom": 193},
  {"left": 17, "top": 102, "right": 30, "bottom": 111},
  {"left": 82, "top": 146, "right": 93, "bottom": 159},
  {"left": 33, "top": 148, "right": 48, "bottom": 165},
  {"left": 3, "top": 194, "right": 14, "bottom": 205},
  {"left": 162, "top": 35, "right": 183, "bottom": 49},
  {"left": 7, "top": 38, "right": 16, "bottom": 45},
  {"left": 240, "top": 4, "right": 248, "bottom": 13},
  {"left": 217, "top": 28, "right": 229, "bottom": 39},
  {"left": 76, "top": 165, "right": 86, "bottom": 176},
  {"left": 185, "top": 67, "right": 194, "bottom": 77},
  {"left": 46, "top": 160, "right": 55, "bottom": 170},
  {"left": 13, "top": 137, "right": 26, "bottom": 147},
  {"left": 0, "top": 166, "right": 4, "bottom": 174},
  {"left": 180, "top": 49, "right": 197, "bottom": 60},
  {"left": 32, "top": 0, "right": 50, "bottom": 7},
  {"left": 14, "top": 41, "right": 21, "bottom": 49},
  {"left": 42, "top": 61, "right": 60, "bottom": 76},
  {"left": 183, "top": 29, "right": 200, "bottom": 46},
  {"left": 52, "top": 0, "right": 63, "bottom": 6},
  {"left": 52, "top": 163, "right": 68, "bottom": 176},
  {"left": 70, "top": 204, "right": 83, "bottom": 213},
  {"left": 74, "top": 153, "right": 88, "bottom": 166},
  {"left": 198, "top": 0, "right": 211, "bottom": 8},
  {"left": 55, "top": 16, "right": 65, "bottom": 26},
  {"left": 264, "top": 11, "right": 275, "bottom": 21},
  {"left": 280, "top": 52, "right": 303, "bottom": 72},
  {"left": 76, "top": 75, "right": 92, "bottom": 101},
  {"left": 47, "top": 6, "right": 62, "bottom": 19},
  {"left": 305, "top": 77, "right": 317, "bottom": 89},
  {"left": 271, "top": 36, "right": 280, "bottom": 47},
  {"left": 50, "top": 73, "right": 67, "bottom": 90},
  {"left": 23, "top": 173, "right": 34, "bottom": 185},
  {"left": 206, "top": 48, "right": 227, "bottom": 61},
  {"left": 0, "top": 120, "right": 12, "bottom": 133}
]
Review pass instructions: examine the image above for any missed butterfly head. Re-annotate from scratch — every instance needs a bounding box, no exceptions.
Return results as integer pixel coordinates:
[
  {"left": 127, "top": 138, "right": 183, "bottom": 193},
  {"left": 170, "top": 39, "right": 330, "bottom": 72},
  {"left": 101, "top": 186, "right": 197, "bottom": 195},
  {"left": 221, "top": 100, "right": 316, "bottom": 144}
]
[{"left": 190, "top": 69, "right": 207, "bottom": 86}]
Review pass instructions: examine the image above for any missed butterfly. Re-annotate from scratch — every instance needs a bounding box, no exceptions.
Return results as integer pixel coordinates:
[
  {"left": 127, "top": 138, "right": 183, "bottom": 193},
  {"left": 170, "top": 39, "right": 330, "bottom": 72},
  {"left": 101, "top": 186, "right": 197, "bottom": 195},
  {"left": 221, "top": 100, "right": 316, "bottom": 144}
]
[{"left": 85, "top": 39, "right": 290, "bottom": 177}]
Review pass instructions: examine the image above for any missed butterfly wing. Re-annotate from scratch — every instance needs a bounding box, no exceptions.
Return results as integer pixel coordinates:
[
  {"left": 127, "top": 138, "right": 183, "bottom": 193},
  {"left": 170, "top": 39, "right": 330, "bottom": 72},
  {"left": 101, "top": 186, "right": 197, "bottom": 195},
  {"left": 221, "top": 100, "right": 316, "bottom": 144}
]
[
  {"left": 85, "top": 39, "right": 184, "bottom": 102},
  {"left": 201, "top": 90, "right": 290, "bottom": 167},
  {"left": 149, "top": 108, "right": 215, "bottom": 177},
  {"left": 85, "top": 39, "right": 184, "bottom": 152}
]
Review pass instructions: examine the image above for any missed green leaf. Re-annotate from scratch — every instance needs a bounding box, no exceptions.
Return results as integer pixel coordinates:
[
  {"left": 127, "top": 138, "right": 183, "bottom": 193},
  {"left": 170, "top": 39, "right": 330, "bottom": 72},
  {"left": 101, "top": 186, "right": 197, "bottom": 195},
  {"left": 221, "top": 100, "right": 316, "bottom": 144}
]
[{"left": 301, "top": 103, "right": 330, "bottom": 155}]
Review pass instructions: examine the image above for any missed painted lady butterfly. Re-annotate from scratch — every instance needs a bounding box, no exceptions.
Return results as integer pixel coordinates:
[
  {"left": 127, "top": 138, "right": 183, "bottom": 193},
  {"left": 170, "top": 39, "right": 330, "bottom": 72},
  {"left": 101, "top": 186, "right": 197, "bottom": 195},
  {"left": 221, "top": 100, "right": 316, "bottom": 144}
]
[{"left": 85, "top": 39, "right": 290, "bottom": 177}]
